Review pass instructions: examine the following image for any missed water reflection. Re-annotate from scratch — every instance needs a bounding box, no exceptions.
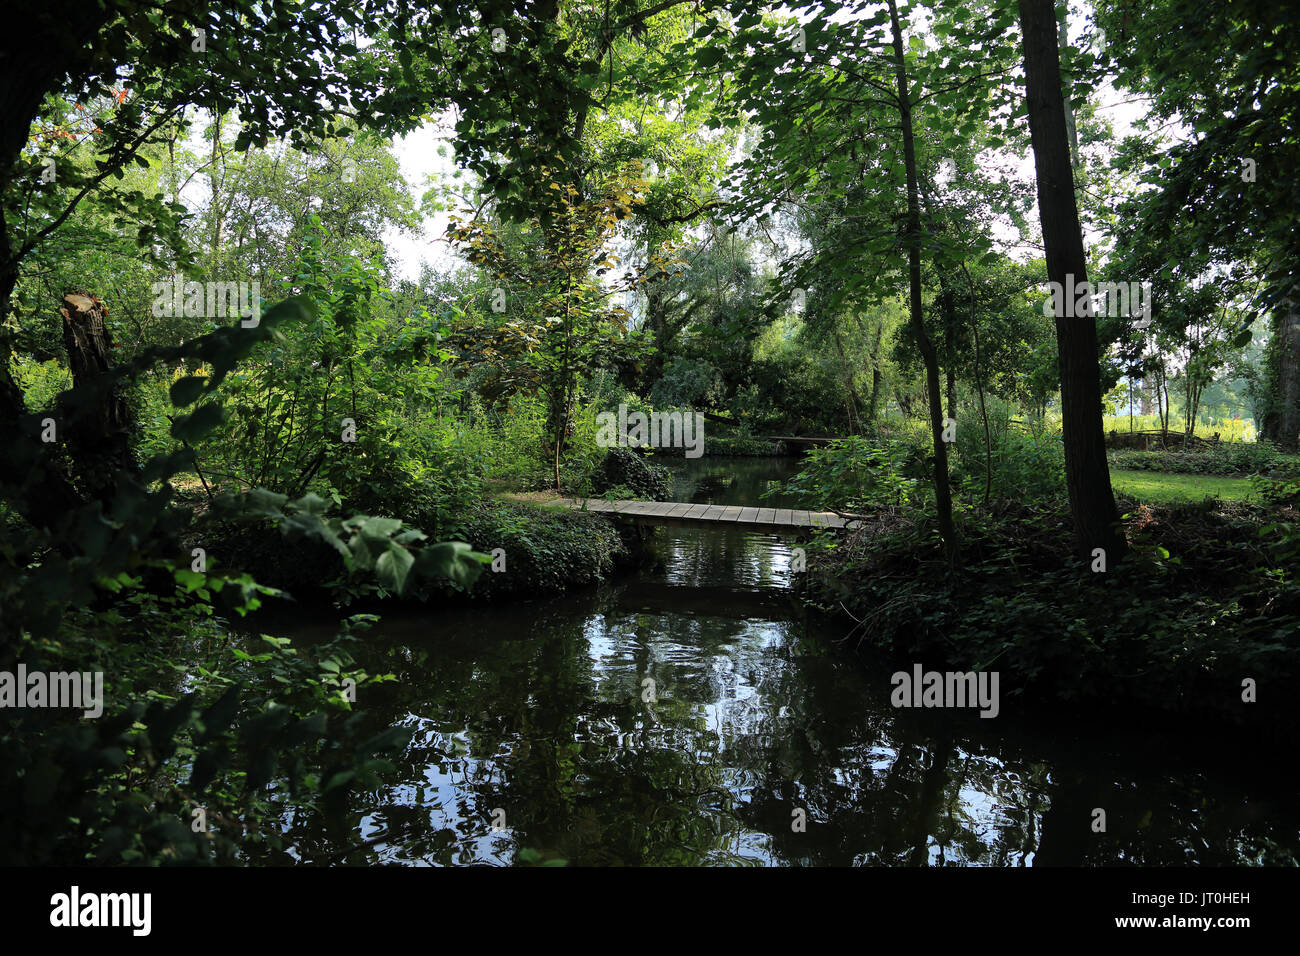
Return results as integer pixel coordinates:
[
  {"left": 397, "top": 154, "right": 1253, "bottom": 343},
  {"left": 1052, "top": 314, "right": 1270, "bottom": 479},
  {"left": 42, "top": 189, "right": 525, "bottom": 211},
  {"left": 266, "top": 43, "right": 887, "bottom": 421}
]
[{"left": 263, "top": 458, "right": 1300, "bottom": 866}]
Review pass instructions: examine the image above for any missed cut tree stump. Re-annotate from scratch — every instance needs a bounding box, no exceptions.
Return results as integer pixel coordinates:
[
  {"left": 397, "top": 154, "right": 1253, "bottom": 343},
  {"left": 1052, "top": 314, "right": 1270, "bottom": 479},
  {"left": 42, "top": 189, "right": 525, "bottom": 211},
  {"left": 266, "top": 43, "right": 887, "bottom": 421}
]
[{"left": 59, "top": 292, "right": 136, "bottom": 502}]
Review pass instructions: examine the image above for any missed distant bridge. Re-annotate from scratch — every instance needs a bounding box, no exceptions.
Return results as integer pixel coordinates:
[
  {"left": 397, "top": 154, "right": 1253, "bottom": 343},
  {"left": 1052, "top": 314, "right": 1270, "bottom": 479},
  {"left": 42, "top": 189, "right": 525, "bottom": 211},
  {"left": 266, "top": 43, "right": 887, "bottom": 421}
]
[
  {"left": 551, "top": 498, "right": 862, "bottom": 531},
  {"left": 759, "top": 435, "right": 839, "bottom": 447}
]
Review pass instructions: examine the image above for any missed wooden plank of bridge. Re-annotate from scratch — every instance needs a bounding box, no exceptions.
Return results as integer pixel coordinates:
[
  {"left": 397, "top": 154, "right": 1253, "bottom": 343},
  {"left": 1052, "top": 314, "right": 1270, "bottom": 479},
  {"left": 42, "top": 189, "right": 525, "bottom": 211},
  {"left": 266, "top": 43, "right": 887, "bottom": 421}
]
[
  {"left": 716, "top": 505, "right": 746, "bottom": 523},
  {"left": 544, "top": 497, "right": 861, "bottom": 532}
]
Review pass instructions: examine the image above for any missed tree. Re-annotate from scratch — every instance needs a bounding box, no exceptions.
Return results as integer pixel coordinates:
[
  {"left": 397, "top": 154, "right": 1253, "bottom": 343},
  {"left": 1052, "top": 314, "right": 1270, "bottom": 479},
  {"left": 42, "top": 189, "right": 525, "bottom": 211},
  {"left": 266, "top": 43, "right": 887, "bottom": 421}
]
[
  {"left": 886, "top": 0, "right": 957, "bottom": 559},
  {"left": 447, "top": 164, "right": 658, "bottom": 488},
  {"left": 1094, "top": 0, "right": 1300, "bottom": 449},
  {"left": 1018, "top": 0, "right": 1125, "bottom": 562}
]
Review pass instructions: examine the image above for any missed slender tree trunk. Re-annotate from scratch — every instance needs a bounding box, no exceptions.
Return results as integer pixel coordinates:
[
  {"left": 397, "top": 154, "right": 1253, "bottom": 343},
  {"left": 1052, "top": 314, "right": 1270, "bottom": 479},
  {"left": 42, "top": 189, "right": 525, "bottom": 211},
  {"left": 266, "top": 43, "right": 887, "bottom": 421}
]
[
  {"left": 919, "top": 183, "right": 961, "bottom": 432},
  {"left": 946, "top": 366, "right": 957, "bottom": 425},
  {"left": 888, "top": 0, "right": 956, "bottom": 561},
  {"left": 867, "top": 319, "right": 884, "bottom": 422},
  {"left": 831, "top": 324, "right": 861, "bottom": 432},
  {"left": 1018, "top": 0, "right": 1126, "bottom": 562},
  {"left": 962, "top": 264, "right": 993, "bottom": 505},
  {"left": 1161, "top": 371, "right": 1170, "bottom": 436}
]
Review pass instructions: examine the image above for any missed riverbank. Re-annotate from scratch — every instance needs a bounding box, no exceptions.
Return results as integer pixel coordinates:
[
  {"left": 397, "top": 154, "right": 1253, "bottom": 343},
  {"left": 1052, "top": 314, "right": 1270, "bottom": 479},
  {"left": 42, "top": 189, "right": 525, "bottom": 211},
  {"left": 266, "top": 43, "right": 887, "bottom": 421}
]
[
  {"left": 798, "top": 496, "right": 1300, "bottom": 735},
  {"left": 187, "top": 495, "right": 640, "bottom": 606}
]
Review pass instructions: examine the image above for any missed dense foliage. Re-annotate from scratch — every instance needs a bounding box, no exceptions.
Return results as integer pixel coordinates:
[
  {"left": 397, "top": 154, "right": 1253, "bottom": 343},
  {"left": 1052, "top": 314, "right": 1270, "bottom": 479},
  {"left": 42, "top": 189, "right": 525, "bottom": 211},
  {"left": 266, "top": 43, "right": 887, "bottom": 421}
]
[{"left": 0, "top": 0, "right": 1296, "bottom": 866}]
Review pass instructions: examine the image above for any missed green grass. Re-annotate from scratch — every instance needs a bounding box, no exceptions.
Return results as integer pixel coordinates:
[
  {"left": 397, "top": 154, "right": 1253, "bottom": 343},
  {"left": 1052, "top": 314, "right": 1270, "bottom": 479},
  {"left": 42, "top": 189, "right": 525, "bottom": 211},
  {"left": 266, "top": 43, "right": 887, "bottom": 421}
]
[{"left": 1109, "top": 468, "right": 1255, "bottom": 503}]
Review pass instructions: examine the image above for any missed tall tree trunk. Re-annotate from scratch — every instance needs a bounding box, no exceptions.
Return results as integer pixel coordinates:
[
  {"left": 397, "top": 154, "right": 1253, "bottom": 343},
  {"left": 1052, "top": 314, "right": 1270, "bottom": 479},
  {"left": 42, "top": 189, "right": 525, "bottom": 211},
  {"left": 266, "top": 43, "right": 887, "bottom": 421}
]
[
  {"left": 888, "top": 0, "right": 956, "bottom": 561},
  {"left": 1018, "top": 0, "right": 1126, "bottom": 563},
  {"left": 962, "top": 264, "right": 993, "bottom": 505},
  {"left": 643, "top": 238, "right": 668, "bottom": 387},
  {"left": 210, "top": 113, "right": 226, "bottom": 254},
  {"left": 1262, "top": 291, "right": 1300, "bottom": 452},
  {"left": 868, "top": 362, "right": 883, "bottom": 422},
  {"left": 857, "top": 313, "right": 885, "bottom": 423},
  {"left": 919, "top": 182, "right": 961, "bottom": 430}
]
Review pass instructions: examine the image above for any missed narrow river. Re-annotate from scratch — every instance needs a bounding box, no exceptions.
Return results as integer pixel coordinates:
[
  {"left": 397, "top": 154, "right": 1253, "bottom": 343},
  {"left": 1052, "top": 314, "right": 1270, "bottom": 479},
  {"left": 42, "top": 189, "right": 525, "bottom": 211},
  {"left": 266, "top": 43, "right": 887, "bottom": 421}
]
[{"left": 263, "top": 457, "right": 1298, "bottom": 866}]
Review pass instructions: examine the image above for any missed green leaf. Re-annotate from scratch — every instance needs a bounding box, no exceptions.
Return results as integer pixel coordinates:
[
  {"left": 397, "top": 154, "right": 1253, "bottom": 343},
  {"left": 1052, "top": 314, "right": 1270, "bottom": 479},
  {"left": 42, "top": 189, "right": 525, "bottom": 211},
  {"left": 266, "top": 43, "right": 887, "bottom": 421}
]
[
  {"left": 169, "top": 376, "right": 207, "bottom": 407},
  {"left": 376, "top": 544, "right": 415, "bottom": 594},
  {"left": 170, "top": 403, "right": 225, "bottom": 442}
]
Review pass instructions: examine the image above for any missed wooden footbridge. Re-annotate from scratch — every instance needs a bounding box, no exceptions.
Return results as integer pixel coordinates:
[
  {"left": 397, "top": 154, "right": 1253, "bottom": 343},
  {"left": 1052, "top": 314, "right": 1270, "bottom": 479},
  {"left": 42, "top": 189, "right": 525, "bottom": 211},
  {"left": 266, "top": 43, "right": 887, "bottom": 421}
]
[{"left": 551, "top": 498, "right": 862, "bottom": 532}]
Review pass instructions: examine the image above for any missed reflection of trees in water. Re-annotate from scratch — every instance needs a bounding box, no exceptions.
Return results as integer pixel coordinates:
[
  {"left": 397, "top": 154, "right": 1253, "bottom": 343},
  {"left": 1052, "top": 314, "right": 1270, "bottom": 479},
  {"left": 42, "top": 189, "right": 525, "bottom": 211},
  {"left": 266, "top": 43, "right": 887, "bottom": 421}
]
[
  {"left": 262, "top": 597, "right": 1300, "bottom": 866},
  {"left": 667, "top": 457, "right": 805, "bottom": 511},
  {"left": 656, "top": 528, "right": 793, "bottom": 590}
]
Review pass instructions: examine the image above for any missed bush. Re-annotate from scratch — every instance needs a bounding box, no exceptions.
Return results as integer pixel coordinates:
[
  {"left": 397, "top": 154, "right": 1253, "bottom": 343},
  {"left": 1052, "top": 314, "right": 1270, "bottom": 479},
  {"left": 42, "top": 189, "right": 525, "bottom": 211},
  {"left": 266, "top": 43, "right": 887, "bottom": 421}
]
[
  {"left": 649, "top": 356, "right": 725, "bottom": 408},
  {"left": 957, "top": 428, "right": 1066, "bottom": 501},
  {"left": 591, "top": 447, "right": 673, "bottom": 501},
  {"left": 952, "top": 398, "right": 1067, "bottom": 502},
  {"left": 1249, "top": 458, "right": 1300, "bottom": 504},
  {"left": 800, "top": 500, "right": 1300, "bottom": 730},
  {"left": 777, "top": 435, "right": 920, "bottom": 511},
  {"left": 699, "top": 431, "right": 787, "bottom": 456},
  {"left": 426, "top": 499, "right": 632, "bottom": 599},
  {"left": 1109, "top": 442, "right": 1283, "bottom": 476}
]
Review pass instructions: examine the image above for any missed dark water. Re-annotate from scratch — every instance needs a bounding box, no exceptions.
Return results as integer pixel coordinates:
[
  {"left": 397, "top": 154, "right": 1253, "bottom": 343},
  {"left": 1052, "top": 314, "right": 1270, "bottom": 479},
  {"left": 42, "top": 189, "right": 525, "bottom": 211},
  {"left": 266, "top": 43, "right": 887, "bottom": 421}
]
[{"left": 264, "top": 457, "right": 1300, "bottom": 866}]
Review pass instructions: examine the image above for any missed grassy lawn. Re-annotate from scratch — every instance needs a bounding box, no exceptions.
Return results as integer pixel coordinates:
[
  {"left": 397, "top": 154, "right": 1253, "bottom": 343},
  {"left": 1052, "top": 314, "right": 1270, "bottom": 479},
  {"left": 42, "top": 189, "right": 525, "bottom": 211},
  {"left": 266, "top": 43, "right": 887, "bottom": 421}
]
[{"left": 1109, "top": 468, "right": 1255, "bottom": 503}]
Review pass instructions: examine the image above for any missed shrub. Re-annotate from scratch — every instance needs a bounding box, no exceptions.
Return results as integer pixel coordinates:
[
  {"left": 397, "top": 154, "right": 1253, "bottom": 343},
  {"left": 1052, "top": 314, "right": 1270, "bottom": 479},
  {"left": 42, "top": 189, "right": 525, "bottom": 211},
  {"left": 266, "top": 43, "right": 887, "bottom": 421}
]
[
  {"left": 777, "top": 435, "right": 920, "bottom": 511},
  {"left": 953, "top": 399, "right": 1067, "bottom": 502},
  {"left": 800, "top": 500, "right": 1300, "bottom": 730},
  {"left": 1108, "top": 442, "right": 1283, "bottom": 476},
  {"left": 426, "top": 499, "right": 632, "bottom": 599},
  {"left": 591, "top": 447, "right": 673, "bottom": 501},
  {"left": 649, "top": 356, "right": 725, "bottom": 408}
]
